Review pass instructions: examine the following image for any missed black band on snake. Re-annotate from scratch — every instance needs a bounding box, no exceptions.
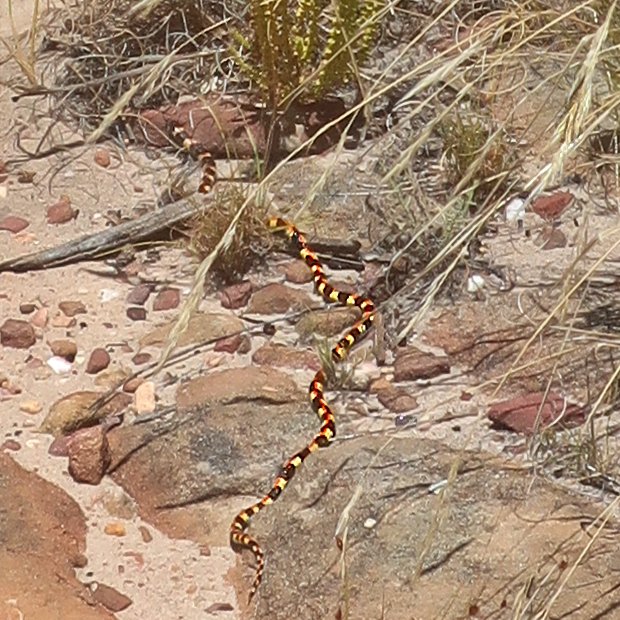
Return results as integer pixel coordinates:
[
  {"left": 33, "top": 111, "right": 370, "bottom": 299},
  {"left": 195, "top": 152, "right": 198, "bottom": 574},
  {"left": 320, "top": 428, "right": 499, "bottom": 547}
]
[
  {"left": 169, "top": 124, "right": 216, "bottom": 194},
  {"left": 230, "top": 217, "right": 376, "bottom": 601}
]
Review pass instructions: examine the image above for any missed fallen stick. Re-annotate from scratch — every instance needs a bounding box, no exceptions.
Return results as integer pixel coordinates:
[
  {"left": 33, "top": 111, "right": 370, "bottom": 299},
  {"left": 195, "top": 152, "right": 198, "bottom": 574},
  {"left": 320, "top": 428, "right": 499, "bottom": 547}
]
[{"left": 0, "top": 198, "right": 200, "bottom": 273}]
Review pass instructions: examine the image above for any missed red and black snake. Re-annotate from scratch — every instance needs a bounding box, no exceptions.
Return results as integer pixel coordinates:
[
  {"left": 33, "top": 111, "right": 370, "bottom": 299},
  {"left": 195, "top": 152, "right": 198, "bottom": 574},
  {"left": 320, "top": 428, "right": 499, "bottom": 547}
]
[
  {"left": 170, "top": 124, "right": 376, "bottom": 602},
  {"left": 230, "top": 218, "right": 376, "bottom": 601}
]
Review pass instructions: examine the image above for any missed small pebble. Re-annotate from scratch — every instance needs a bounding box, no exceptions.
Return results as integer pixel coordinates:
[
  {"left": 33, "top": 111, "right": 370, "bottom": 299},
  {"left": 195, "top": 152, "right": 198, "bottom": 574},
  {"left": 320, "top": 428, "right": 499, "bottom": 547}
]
[
  {"left": 104, "top": 522, "right": 126, "bottom": 537},
  {"left": 19, "top": 400, "right": 42, "bottom": 414},
  {"left": 394, "top": 414, "right": 414, "bottom": 427}
]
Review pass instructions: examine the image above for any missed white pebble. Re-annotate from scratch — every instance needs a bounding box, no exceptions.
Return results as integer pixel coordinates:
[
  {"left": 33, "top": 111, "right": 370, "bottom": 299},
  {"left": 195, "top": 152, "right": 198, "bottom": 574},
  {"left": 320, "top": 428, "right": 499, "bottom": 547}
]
[
  {"left": 504, "top": 196, "right": 525, "bottom": 223},
  {"left": 363, "top": 517, "right": 377, "bottom": 529},
  {"left": 100, "top": 288, "right": 119, "bottom": 302},
  {"left": 47, "top": 355, "right": 72, "bottom": 374},
  {"left": 466, "top": 274, "right": 485, "bottom": 294}
]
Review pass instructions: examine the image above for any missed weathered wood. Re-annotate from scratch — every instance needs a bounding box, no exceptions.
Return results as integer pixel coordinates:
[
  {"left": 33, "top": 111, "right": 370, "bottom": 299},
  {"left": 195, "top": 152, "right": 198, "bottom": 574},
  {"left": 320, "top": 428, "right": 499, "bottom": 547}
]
[{"left": 0, "top": 199, "right": 200, "bottom": 273}]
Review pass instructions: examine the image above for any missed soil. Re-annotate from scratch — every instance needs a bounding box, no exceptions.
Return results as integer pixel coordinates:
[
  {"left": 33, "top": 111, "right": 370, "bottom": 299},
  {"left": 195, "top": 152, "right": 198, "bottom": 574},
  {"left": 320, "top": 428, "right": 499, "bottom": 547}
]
[{"left": 2, "top": 3, "right": 620, "bottom": 620}]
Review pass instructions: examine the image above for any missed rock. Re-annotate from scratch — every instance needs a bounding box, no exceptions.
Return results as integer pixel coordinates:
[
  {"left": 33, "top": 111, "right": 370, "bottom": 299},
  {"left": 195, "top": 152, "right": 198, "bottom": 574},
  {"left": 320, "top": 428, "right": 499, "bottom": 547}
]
[
  {"left": 134, "top": 381, "right": 156, "bottom": 414},
  {"left": 296, "top": 307, "right": 360, "bottom": 340},
  {"left": 103, "top": 522, "right": 126, "bottom": 537},
  {"left": 0, "top": 453, "right": 115, "bottom": 620},
  {"left": 39, "top": 391, "right": 131, "bottom": 436},
  {"left": 214, "top": 333, "right": 243, "bottom": 353},
  {"left": 138, "top": 526, "right": 153, "bottom": 543},
  {"left": 206, "top": 603, "right": 234, "bottom": 613},
  {"left": 19, "top": 302, "right": 37, "bottom": 314},
  {"left": 237, "top": 334, "right": 252, "bottom": 354},
  {"left": 252, "top": 343, "right": 321, "bottom": 371},
  {"left": 123, "top": 376, "right": 144, "bottom": 393},
  {"left": 19, "top": 400, "right": 42, "bottom": 415},
  {"left": 127, "top": 307, "right": 147, "bottom": 321},
  {"left": 376, "top": 386, "right": 419, "bottom": 413},
  {"left": 141, "top": 312, "right": 243, "bottom": 348},
  {"left": 283, "top": 260, "right": 314, "bottom": 284},
  {"left": 1, "top": 439, "right": 21, "bottom": 451},
  {"left": 531, "top": 191, "right": 573, "bottom": 221},
  {"left": 152, "top": 287, "right": 180, "bottom": 311},
  {"left": 94, "top": 368, "right": 130, "bottom": 389},
  {"left": 176, "top": 366, "right": 302, "bottom": 409},
  {"left": 126, "top": 284, "right": 152, "bottom": 305},
  {"left": 90, "top": 583, "right": 132, "bottom": 612},
  {"left": 131, "top": 352, "right": 152, "bottom": 365},
  {"left": 94, "top": 148, "right": 111, "bottom": 168},
  {"left": 30, "top": 307, "right": 48, "bottom": 327},
  {"left": 50, "top": 312, "right": 75, "bottom": 328},
  {"left": 393, "top": 347, "right": 450, "bottom": 382},
  {"left": 59, "top": 300, "right": 87, "bottom": 317},
  {"left": 67, "top": 426, "right": 111, "bottom": 485},
  {"left": 47, "top": 195, "right": 77, "bottom": 224},
  {"left": 1, "top": 319, "right": 36, "bottom": 348},
  {"left": 488, "top": 391, "right": 587, "bottom": 434},
  {"left": 49, "top": 339, "right": 78, "bottom": 362},
  {"left": 0, "top": 215, "right": 29, "bottom": 233},
  {"left": 86, "top": 348, "right": 111, "bottom": 374},
  {"left": 247, "top": 283, "right": 317, "bottom": 314},
  {"left": 219, "top": 281, "right": 253, "bottom": 309},
  {"left": 47, "top": 355, "right": 73, "bottom": 374},
  {"left": 538, "top": 226, "right": 567, "bottom": 250}
]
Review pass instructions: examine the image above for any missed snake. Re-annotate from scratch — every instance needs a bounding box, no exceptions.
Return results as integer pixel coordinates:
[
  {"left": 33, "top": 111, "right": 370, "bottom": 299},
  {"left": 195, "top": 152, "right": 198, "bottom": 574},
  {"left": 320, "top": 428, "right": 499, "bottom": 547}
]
[
  {"left": 229, "top": 218, "right": 376, "bottom": 601},
  {"left": 170, "top": 123, "right": 376, "bottom": 602}
]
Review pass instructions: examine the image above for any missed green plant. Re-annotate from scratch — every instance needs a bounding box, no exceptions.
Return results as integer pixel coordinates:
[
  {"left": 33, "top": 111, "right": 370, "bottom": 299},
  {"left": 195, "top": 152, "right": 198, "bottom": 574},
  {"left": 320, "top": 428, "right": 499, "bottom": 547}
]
[{"left": 233, "top": 0, "right": 384, "bottom": 109}]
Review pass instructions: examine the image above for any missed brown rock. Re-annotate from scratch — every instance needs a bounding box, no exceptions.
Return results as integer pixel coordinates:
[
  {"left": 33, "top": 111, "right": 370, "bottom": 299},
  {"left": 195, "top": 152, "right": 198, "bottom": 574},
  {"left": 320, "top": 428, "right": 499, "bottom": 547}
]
[
  {"left": 123, "top": 376, "right": 144, "bottom": 393},
  {"left": 376, "top": 386, "right": 418, "bottom": 413},
  {"left": 152, "top": 287, "right": 180, "bottom": 311},
  {"left": 237, "top": 334, "right": 252, "bottom": 354},
  {"left": 127, "top": 307, "right": 147, "bottom": 321},
  {"left": 1, "top": 439, "right": 21, "bottom": 451},
  {"left": 206, "top": 603, "right": 234, "bottom": 613},
  {"left": 86, "top": 348, "right": 111, "bottom": 374},
  {"left": 214, "top": 333, "right": 243, "bottom": 353},
  {"left": 67, "top": 426, "right": 111, "bottom": 485},
  {"left": 283, "top": 260, "right": 314, "bottom": 284},
  {"left": 538, "top": 226, "right": 567, "bottom": 250},
  {"left": 488, "top": 391, "right": 587, "bottom": 435},
  {"left": 40, "top": 391, "right": 131, "bottom": 436},
  {"left": 1, "top": 319, "right": 36, "bottom": 348},
  {"left": 138, "top": 525, "right": 153, "bottom": 543},
  {"left": 49, "top": 339, "right": 78, "bottom": 362},
  {"left": 19, "top": 302, "right": 37, "bottom": 314},
  {"left": 141, "top": 312, "right": 243, "bottom": 348},
  {"left": 296, "top": 307, "right": 360, "bottom": 340},
  {"left": 47, "top": 195, "right": 77, "bottom": 224},
  {"left": 247, "top": 283, "right": 316, "bottom": 314},
  {"left": 131, "top": 352, "right": 152, "bottom": 365},
  {"left": 0, "top": 453, "right": 115, "bottom": 620},
  {"left": 252, "top": 343, "right": 321, "bottom": 371},
  {"left": 126, "top": 284, "right": 152, "bottom": 305},
  {"left": 394, "top": 347, "right": 450, "bottom": 382},
  {"left": 531, "top": 191, "right": 574, "bottom": 221},
  {"left": 94, "top": 148, "right": 111, "bottom": 168},
  {"left": 0, "top": 215, "right": 29, "bottom": 233},
  {"left": 59, "top": 300, "right": 87, "bottom": 317},
  {"left": 219, "top": 281, "right": 253, "bottom": 309},
  {"left": 177, "top": 366, "right": 302, "bottom": 409},
  {"left": 30, "top": 307, "right": 48, "bottom": 328}
]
